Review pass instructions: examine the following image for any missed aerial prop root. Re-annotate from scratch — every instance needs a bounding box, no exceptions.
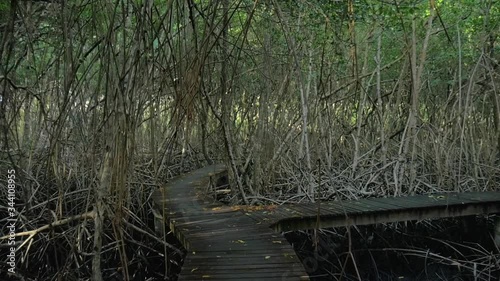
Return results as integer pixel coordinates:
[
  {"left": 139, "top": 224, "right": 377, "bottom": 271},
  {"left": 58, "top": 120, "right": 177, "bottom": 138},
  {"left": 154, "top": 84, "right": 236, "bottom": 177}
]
[{"left": 0, "top": 211, "right": 96, "bottom": 252}]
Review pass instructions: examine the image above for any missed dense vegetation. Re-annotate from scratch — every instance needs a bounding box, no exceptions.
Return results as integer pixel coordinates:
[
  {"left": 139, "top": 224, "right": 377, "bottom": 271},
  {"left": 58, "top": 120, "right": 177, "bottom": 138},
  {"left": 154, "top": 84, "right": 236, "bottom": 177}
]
[{"left": 1, "top": 0, "right": 499, "bottom": 280}]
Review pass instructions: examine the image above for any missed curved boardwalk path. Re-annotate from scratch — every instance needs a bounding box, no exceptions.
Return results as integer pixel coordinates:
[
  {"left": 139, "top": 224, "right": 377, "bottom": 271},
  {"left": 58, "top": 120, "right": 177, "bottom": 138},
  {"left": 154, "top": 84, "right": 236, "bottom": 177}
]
[
  {"left": 152, "top": 164, "right": 309, "bottom": 281},
  {"left": 153, "top": 164, "right": 500, "bottom": 280}
]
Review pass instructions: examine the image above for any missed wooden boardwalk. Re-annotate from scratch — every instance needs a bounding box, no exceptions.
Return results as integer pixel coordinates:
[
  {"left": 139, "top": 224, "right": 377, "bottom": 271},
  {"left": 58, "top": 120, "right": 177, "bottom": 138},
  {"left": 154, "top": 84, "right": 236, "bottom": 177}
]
[
  {"left": 152, "top": 164, "right": 309, "bottom": 280},
  {"left": 153, "top": 164, "right": 500, "bottom": 280},
  {"left": 248, "top": 192, "right": 500, "bottom": 232}
]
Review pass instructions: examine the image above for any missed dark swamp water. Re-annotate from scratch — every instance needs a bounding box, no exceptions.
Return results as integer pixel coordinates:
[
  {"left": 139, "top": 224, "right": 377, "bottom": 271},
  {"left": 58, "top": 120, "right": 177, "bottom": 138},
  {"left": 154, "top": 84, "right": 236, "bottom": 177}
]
[{"left": 285, "top": 215, "right": 500, "bottom": 281}]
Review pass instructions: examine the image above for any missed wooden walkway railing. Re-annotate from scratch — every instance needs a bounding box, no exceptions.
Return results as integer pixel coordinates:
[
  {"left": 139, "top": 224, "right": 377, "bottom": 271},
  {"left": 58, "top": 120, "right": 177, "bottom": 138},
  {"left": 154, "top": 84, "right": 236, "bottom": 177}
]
[{"left": 153, "top": 164, "right": 500, "bottom": 280}]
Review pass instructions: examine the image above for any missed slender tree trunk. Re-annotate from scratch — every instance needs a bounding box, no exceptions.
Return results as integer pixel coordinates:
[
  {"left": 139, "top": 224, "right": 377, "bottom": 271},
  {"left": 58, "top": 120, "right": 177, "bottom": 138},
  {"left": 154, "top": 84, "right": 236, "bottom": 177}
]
[
  {"left": 93, "top": 149, "right": 111, "bottom": 281},
  {"left": 396, "top": 5, "right": 434, "bottom": 195},
  {"left": 302, "top": 47, "right": 313, "bottom": 201},
  {"left": 219, "top": 0, "right": 248, "bottom": 204},
  {"left": 375, "top": 26, "right": 388, "bottom": 186},
  {"left": 199, "top": 101, "right": 213, "bottom": 164}
]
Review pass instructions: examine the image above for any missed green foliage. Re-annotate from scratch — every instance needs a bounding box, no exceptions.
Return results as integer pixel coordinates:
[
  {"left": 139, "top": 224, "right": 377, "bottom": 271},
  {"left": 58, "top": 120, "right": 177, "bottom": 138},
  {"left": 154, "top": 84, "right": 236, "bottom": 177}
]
[
  {"left": 0, "top": 0, "right": 8, "bottom": 11},
  {"left": 0, "top": 0, "right": 9, "bottom": 24}
]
